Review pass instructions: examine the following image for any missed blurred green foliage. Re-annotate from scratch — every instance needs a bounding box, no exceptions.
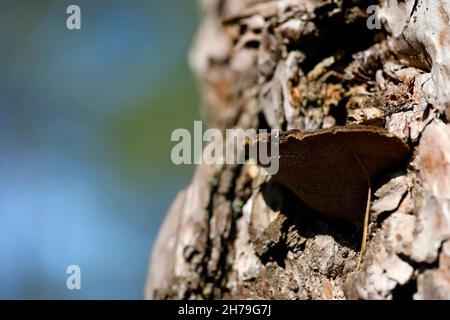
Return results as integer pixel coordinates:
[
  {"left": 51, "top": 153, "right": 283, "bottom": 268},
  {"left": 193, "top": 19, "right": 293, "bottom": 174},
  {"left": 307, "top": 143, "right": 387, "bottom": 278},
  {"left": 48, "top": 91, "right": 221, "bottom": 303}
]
[{"left": 107, "top": 61, "right": 200, "bottom": 179}]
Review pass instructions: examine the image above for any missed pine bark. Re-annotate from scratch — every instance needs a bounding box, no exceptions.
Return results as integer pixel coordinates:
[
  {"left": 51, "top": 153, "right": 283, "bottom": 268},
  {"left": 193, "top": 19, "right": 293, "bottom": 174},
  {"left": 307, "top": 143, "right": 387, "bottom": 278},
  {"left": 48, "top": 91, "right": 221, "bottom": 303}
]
[{"left": 146, "top": 0, "right": 450, "bottom": 300}]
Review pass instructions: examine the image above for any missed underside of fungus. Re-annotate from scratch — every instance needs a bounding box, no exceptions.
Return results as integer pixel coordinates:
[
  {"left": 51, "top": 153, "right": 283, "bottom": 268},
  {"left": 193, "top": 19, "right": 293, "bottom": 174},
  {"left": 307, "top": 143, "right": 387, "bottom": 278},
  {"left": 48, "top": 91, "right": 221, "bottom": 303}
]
[{"left": 250, "top": 125, "right": 410, "bottom": 225}]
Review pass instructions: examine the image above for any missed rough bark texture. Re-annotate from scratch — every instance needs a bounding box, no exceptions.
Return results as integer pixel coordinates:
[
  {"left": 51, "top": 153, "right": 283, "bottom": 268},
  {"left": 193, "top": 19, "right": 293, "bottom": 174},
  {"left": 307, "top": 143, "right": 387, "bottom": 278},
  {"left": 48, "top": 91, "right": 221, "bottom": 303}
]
[{"left": 146, "top": 0, "right": 450, "bottom": 300}]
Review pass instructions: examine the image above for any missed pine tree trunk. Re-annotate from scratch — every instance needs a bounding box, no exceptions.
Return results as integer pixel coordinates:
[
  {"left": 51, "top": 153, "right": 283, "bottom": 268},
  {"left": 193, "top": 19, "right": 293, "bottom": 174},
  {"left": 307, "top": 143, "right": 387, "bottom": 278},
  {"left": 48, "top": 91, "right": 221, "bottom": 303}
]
[{"left": 146, "top": 0, "right": 450, "bottom": 300}]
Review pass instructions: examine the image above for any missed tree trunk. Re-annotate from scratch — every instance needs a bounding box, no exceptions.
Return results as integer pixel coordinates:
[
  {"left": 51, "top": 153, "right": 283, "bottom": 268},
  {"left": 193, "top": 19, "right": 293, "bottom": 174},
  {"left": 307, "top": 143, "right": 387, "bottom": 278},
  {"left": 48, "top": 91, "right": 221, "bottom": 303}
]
[{"left": 146, "top": 0, "right": 450, "bottom": 300}]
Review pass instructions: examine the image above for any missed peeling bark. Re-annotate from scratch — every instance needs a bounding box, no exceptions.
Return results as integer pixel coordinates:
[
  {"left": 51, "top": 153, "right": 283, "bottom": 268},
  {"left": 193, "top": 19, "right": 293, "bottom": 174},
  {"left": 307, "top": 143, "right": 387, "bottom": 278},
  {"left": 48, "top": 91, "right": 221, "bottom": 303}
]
[{"left": 147, "top": 0, "right": 450, "bottom": 300}]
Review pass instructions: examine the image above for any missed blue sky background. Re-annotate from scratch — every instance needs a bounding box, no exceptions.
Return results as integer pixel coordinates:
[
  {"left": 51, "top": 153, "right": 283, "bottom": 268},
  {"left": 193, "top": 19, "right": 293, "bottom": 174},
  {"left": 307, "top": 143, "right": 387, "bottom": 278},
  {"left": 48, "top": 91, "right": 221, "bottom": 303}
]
[{"left": 0, "top": 1, "right": 200, "bottom": 299}]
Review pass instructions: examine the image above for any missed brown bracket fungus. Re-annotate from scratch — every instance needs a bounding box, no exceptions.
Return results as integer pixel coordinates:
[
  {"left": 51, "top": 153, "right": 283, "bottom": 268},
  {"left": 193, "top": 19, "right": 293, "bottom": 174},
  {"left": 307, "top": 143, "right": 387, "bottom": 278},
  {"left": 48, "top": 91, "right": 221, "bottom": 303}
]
[{"left": 250, "top": 125, "right": 410, "bottom": 225}]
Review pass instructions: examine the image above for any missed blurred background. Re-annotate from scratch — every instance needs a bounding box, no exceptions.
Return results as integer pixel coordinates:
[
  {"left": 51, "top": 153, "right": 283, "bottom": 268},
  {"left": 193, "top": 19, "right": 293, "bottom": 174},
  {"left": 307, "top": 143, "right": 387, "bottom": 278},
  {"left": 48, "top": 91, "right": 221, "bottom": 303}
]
[{"left": 0, "top": 0, "right": 199, "bottom": 299}]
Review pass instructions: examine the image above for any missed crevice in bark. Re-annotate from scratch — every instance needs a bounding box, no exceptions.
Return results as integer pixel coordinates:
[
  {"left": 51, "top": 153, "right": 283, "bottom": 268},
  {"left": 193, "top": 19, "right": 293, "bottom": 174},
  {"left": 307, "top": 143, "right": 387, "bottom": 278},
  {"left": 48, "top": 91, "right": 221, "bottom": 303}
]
[
  {"left": 392, "top": 278, "right": 417, "bottom": 300},
  {"left": 260, "top": 238, "right": 289, "bottom": 268}
]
